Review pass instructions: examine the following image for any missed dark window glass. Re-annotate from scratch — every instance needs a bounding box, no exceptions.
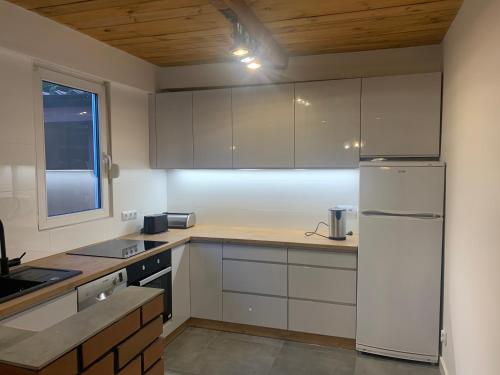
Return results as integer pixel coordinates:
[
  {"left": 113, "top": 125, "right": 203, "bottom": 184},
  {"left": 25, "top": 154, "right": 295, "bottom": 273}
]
[{"left": 42, "top": 81, "right": 101, "bottom": 217}]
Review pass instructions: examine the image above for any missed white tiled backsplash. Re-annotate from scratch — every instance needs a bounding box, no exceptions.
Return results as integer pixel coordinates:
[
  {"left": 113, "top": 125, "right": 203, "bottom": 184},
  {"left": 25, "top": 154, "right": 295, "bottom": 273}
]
[
  {"left": 0, "top": 48, "right": 167, "bottom": 262},
  {"left": 166, "top": 169, "right": 359, "bottom": 233}
]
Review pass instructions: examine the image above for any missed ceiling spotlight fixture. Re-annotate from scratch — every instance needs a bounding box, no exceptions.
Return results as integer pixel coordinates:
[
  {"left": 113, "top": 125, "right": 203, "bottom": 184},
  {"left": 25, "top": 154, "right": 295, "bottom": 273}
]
[
  {"left": 246, "top": 61, "right": 262, "bottom": 70},
  {"left": 240, "top": 56, "right": 256, "bottom": 63},
  {"left": 229, "top": 20, "right": 262, "bottom": 69},
  {"left": 231, "top": 22, "right": 252, "bottom": 57},
  {"left": 232, "top": 47, "right": 249, "bottom": 57}
]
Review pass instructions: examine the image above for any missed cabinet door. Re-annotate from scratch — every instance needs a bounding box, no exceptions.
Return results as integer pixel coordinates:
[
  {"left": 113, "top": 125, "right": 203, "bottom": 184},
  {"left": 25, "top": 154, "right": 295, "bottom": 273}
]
[
  {"left": 193, "top": 89, "right": 232, "bottom": 168},
  {"left": 223, "top": 260, "right": 287, "bottom": 297},
  {"left": 289, "top": 299, "right": 355, "bottom": 338},
  {"left": 288, "top": 265, "right": 356, "bottom": 304},
  {"left": 223, "top": 292, "right": 287, "bottom": 330},
  {"left": 232, "top": 84, "right": 294, "bottom": 168},
  {"left": 0, "top": 291, "right": 77, "bottom": 331},
  {"left": 295, "top": 79, "right": 361, "bottom": 168},
  {"left": 155, "top": 91, "right": 193, "bottom": 168},
  {"left": 163, "top": 244, "right": 190, "bottom": 337},
  {"left": 223, "top": 243, "right": 286, "bottom": 263},
  {"left": 190, "top": 242, "right": 222, "bottom": 320},
  {"left": 361, "top": 73, "right": 442, "bottom": 158}
]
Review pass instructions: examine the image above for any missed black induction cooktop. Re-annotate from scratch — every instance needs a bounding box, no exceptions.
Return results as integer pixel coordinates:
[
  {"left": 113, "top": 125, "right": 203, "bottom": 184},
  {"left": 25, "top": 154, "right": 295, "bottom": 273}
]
[{"left": 66, "top": 239, "right": 168, "bottom": 259}]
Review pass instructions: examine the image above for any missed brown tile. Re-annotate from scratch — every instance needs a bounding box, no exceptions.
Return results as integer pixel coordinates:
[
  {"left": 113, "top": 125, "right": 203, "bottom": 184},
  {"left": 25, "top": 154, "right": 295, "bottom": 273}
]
[
  {"left": 144, "top": 359, "right": 164, "bottom": 375},
  {"left": 142, "top": 338, "right": 164, "bottom": 371},
  {"left": 39, "top": 350, "right": 78, "bottom": 375},
  {"left": 81, "top": 352, "right": 114, "bottom": 375},
  {"left": 81, "top": 309, "right": 141, "bottom": 368},
  {"left": 117, "top": 356, "right": 141, "bottom": 375},
  {"left": 141, "top": 295, "right": 163, "bottom": 325},
  {"left": 117, "top": 316, "right": 163, "bottom": 369}
]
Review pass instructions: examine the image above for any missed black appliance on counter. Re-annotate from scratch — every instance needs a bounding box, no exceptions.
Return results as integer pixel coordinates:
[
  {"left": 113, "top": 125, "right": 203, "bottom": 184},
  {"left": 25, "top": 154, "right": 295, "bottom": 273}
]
[
  {"left": 126, "top": 250, "right": 172, "bottom": 322},
  {"left": 143, "top": 214, "right": 168, "bottom": 234}
]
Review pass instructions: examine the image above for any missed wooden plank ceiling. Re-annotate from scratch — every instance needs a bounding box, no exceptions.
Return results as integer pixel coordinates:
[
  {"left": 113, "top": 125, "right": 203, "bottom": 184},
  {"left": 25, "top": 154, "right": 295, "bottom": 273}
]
[{"left": 8, "top": 0, "right": 462, "bottom": 67}]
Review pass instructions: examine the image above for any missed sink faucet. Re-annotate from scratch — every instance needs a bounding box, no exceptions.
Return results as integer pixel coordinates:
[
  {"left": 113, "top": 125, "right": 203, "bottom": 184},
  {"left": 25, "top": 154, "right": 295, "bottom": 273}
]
[{"left": 0, "top": 219, "right": 9, "bottom": 276}]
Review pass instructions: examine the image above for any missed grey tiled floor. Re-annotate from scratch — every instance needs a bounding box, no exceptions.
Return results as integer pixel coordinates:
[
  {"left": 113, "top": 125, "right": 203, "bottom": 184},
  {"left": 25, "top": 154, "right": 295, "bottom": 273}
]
[{"left": 164, "top": 327, "right": 441, "bottom": 375}]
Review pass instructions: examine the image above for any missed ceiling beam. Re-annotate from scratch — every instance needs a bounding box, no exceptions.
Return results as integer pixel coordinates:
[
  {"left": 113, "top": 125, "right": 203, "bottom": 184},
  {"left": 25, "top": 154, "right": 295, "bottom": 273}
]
[{"left": 210, "top": 0, "right": 289, "bottom": 68}]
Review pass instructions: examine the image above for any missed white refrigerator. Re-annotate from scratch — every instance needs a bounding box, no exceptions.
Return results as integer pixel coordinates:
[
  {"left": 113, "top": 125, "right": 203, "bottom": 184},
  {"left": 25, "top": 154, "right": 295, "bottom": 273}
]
[{"left": 356, "top": 161, "right": 444, "bottom": 363}]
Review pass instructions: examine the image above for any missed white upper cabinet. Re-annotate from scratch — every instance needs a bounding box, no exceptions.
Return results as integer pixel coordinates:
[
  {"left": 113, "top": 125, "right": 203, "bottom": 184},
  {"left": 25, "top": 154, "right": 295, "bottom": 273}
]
[
  {"left": 155, "top": 91, "right": 193, "bottom": 168},
  {"left": 360, "top": 73, "right": 442, "bottom": 158},
  {"left": 232, "top": 84, "right": 294, "bottom": 168},
  {"left": 193, "top": 89, "right": 233, "bottom": 168},
  {"left": 295, "top": 79, "right": 361, "bottom": 168},
  {"left": 151, "top": 74, "right": 442, "bottom": 169}
]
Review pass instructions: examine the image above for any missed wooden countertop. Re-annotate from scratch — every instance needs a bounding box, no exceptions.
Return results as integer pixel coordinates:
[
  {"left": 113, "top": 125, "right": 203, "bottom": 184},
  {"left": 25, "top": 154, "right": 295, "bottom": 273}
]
[
  {"left": 0, "top": 287, "right": 162, "bottom": 370},
  {"left": 129, "top": 224, "right": 358, "bottom": 251},
  {"left": 0, "top": 225, "right": 357, "bottom": 320}
]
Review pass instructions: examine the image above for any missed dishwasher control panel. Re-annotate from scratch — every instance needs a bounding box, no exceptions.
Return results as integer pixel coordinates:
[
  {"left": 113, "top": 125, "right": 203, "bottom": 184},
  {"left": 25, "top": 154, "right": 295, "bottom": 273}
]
[{"left": 76, "top": 268, "right": 127, "bottom": 311}]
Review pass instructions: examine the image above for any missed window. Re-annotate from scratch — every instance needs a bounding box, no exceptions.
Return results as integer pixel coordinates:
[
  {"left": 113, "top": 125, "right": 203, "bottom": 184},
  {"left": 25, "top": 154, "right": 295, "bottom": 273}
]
[{"left": 35, "top": 68, "right": 110, "bottom": 229}]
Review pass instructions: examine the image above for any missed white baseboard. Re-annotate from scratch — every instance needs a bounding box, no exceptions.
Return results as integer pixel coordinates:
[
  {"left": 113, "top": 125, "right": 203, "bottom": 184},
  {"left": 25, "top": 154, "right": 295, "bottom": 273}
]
[{"left": 440, "top": 356, "right": 449, "bottom": 375}]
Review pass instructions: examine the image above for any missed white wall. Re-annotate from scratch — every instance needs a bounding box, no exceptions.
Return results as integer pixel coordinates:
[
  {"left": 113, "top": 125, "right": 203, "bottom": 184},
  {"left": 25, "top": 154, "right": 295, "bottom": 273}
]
[
  {"left": 0, "top": 1, "right": 157, "bottom": 92},
  {"left": 158, "top": 45, "right": 442, "bottom": 89},
  {"left": 0, "top": 4, "right": 167, "bottom": 262},
  {"left": 441, "top": 1, "right": 500, "bottom": 374},
  {"left": 166, "top": 169, "right": 359, "bottom": 233}
]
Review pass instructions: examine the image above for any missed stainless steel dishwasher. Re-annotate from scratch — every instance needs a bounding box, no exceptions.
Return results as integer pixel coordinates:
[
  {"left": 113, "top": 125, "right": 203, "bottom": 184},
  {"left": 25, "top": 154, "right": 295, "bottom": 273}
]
[{"left": 76, "top": 268, "right": 127, "bottom": 311}]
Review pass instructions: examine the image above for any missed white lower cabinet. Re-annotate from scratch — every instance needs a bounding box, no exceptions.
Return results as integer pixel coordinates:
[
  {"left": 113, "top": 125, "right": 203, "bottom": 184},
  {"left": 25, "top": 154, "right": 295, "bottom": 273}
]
[
  {"left": 163, "top": 244, "right": 190, "bottom": 336},
  {"left": 223, "top": 243, "right": 286, "bottom": 263},
  {"left": 190, "top": 241, "right": 223, "bottom": 320},
  {"left": 288, "top": 265, "right": 357, "bottom": 304},
  {"left": 221, "top": 244, "right": 288, "bottom": 329},
  {"left": 0, "top": 290, "right": 77, "bottom": 332},
  {"left": 223, "top": 292, "right": 287, "bottom": 329},
  {"left": 159, "top": 242, "right": 357, "bottom": 340},
  {"left": 289, "top": 299, "right": 356, "bottom": 338},
  {"left": 288, "top": 248, "right": 357, "bottom": 269},
  {"left": 287, "top": 248, "right": 357, "bottom": 339},
  {"left": 223, "top": 259, "right": 287, "bottom": 296}
]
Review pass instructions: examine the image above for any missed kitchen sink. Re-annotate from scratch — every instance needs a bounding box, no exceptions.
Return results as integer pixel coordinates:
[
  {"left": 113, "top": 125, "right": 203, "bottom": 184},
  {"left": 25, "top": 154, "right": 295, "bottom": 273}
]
[
  {"left": 0, "top": 278, "right": 44, "bottom": 299},
  {"left": 0, "top": 266, "right": 82, "bottom": 304}
]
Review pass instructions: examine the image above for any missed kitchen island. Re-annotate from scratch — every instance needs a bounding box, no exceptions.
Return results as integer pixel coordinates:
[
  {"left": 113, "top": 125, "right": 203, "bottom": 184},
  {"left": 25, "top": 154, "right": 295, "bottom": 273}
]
[{"left": 0, "top": 286, "right": 164, "bottom": 374}]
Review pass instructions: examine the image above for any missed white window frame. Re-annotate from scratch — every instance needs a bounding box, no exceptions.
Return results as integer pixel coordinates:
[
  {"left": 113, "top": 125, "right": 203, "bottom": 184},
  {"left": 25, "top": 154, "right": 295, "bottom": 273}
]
[{"left": 34, "top": 66, "right": 111, "bottom": 230}]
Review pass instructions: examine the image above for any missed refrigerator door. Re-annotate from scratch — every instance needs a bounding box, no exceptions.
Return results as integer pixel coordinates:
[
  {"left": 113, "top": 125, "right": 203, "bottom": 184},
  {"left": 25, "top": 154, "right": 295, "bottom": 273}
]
[
  {"left": 356, "top": 213, "right": 443, "bottom": 362},
  {"left": 360, "top": 163, "right": 444, "bottom": 215}
]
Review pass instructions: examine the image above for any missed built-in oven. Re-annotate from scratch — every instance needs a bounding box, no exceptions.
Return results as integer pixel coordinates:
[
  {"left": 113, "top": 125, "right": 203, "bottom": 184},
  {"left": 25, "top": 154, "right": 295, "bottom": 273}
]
[{"left": 126, "top": 250, "right": 172, "bottom": 322}]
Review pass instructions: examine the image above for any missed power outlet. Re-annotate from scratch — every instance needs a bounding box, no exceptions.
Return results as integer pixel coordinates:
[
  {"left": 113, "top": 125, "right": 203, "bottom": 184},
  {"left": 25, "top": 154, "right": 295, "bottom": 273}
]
[
  {"left": 121, "top": 210, "right": 138, "bottom": 221},
  {"left": 440, "top": 329, "right": 447, "bottom": 345}
]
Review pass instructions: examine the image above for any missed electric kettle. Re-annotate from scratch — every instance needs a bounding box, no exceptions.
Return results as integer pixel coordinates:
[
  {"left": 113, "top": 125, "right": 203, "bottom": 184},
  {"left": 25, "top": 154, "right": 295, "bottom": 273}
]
[{"left": 328, "top": 208, "right": 347, "bottom": 240}]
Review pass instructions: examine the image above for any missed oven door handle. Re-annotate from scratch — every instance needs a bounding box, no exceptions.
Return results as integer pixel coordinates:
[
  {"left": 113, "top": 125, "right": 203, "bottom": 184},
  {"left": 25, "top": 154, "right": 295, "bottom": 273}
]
[{"left": 138, "top": 267, "right": 172, "bottom": 286}]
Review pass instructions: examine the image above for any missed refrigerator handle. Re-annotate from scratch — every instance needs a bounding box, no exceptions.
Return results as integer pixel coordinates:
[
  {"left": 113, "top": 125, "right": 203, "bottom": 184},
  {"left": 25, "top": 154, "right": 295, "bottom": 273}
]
[{"left": 361, "top": 210, "right": 442, "bottom": 219}]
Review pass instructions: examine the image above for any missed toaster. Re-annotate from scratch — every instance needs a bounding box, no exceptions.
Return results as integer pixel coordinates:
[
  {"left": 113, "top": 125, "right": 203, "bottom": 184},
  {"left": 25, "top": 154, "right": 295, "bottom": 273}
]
[
  {"left": 164, "top": 212, "right": 196, "bottom": 229},
  {"left": 143, "top": 214, "right": 168, "bottom": 234}
]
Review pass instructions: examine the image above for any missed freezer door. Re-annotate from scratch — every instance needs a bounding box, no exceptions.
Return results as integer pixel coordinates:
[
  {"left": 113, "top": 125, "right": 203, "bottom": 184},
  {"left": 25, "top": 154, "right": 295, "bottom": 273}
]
[
  {"left": 360, "top": 165, "right": 444, "bottom": 215},
  {"left": 357, "top": 214, "right": 443, "bottom": 358}
]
